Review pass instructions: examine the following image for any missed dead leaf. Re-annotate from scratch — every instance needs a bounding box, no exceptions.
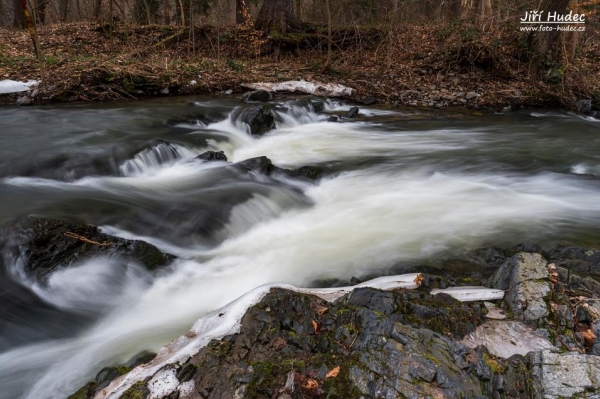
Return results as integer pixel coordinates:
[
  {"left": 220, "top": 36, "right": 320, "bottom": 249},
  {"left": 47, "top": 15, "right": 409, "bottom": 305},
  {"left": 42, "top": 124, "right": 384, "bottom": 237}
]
[
  {"left": 301, "top": 378, "right": 322, "bottom": 396},
  {"left": 311, "top": 320, "right": 318, "bottom": 334},
  {"left": 415, "top": 273, "right": 425, "bottom": 287},
  {"left": 326, "top": 366, "right": 340, "bottom": 378}
]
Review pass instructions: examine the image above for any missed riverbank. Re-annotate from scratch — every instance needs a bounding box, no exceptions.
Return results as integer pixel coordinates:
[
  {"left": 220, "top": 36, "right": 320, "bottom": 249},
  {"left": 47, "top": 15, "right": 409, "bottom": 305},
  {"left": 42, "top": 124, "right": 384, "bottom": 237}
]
[
  {"left": 1, "top": 21, "right": 599, "bottom": 111},
  {"left": 3, "top": 216, "right": 598, "bottom": 399}
]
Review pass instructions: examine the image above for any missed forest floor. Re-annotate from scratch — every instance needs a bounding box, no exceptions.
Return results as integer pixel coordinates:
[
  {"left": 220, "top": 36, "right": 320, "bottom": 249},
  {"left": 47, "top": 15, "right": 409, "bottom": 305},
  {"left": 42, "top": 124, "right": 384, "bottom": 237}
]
[{"left": 0, "top": 21, "right": 599, "bottom": 110}]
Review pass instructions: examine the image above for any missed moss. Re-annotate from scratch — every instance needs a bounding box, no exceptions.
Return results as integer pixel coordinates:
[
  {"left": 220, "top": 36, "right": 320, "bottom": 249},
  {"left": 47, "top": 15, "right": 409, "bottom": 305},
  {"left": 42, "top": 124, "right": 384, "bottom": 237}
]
[
  {"left": 483, "top": 353, "right": 505, "bottom": 374},
  {"left": 67, "top": 381, "right": 96, "bottom": 399},
  {"left": 120, "top": 381, "right": 150, "bottom": 399}
]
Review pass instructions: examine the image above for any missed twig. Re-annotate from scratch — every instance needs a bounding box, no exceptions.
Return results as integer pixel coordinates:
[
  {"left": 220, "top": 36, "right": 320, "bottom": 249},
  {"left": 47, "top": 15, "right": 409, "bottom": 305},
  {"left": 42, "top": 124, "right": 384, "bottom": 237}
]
[{"left": 64, "top": 231, "right": 113, "bottom": 246}]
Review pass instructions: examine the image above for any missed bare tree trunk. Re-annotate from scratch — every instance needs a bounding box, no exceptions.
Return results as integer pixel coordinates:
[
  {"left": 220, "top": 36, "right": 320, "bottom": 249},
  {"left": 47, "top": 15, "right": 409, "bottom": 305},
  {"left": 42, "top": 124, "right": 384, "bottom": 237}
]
[
  {"left": 236, "top": 0, "right": 244, "bottom": 24},
  {"left": 13, "top": 0, "right": 26, "bottom": 27},
  {"left": 34, "top": 0, "right": 50, "bottom": 24},
  {"left": 323, "top": 0, "right": 331, "bottom": 70},
  {"left": 255, "top": 0, "right": 297, "bottom": 35},
  {"left": 59, "top": 0, "right": 69, "bottom": 21},
  {"left": 178, "top": 0, "right": 185, "bottom": 26},
  {"left": 94, "top": 0, "right": 102, "bottom": 19}
]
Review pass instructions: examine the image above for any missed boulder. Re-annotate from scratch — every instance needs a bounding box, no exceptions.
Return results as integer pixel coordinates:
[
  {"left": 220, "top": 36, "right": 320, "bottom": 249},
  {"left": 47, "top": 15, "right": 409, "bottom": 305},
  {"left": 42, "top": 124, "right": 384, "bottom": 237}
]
[
  {"left": 239, "top": 105, "right": 276, "bottom": 136},
  {"left": 233, "top": 156, "right": 322, "bottom": 181},
  {"left": 196, "top": 151, "right": 227, "bottom": 162},
  {"left": 232, "top": 156, "right": 275, "bottom": 175},
  {"left": 345, "top": 106, "right": 359, "bottom": 118},
  {"left": 529, "top": 351, "right": 600, "bottom": 398},
  {"left": 242, "top": 90, "right": 271, "bottom": 102},
  {"left": 576, "top": 99, "right": 593, "bottom": 115},
  {"left": 290, "top": 99, "right": 325, "bottom": 113},
  {"left": 0, "top": 217, "right": 175, "bottom": 280},
  {"left": 488, "top": 252, "right": 551, "bottom": 322}
]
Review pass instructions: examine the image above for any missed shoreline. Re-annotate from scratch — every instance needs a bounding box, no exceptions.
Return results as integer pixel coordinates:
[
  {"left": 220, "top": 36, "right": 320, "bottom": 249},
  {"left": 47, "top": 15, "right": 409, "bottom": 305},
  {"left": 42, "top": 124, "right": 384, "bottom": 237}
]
[{"left": 1, "top": 22, "right": 599, "bottom": 114}]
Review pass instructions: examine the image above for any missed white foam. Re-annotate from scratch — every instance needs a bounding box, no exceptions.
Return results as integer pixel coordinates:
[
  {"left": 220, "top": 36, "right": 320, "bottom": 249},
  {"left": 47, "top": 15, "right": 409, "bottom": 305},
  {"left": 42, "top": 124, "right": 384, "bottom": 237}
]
[{"left": 571, "top": 163, "right": 600, "bottom": 176}]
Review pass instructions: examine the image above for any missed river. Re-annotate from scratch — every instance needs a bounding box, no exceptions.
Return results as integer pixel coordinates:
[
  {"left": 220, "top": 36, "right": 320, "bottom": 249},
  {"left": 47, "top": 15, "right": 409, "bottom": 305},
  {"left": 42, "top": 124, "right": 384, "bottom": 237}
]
[{"left": 0, "top": 96, "right": 599, "bottom": 398}]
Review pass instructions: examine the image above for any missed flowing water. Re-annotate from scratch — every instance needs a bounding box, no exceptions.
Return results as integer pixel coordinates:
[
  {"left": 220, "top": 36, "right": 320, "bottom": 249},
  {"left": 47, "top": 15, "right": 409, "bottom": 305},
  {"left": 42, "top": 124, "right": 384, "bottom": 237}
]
[{"left": 0, "top": 96, "right": 599, "bottom": 398}]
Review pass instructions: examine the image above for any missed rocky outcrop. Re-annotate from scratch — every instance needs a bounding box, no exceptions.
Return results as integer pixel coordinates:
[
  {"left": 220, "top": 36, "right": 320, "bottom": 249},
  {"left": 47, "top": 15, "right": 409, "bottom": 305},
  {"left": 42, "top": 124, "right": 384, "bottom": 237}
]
[
  {"left": 0, "top": 217, "right": 174, "bottom": 280},
  {"left": 488, "top": 252, "right": 551, "bottom": 322},
  {"left": 529, "top": 351, "right": 600, "bottom": 398},
  {"left": 239, "top": 105, "right": 276, "bottom": 136},
  {"left": 69, "top": 246, "right": 600, "bottom": 399}
]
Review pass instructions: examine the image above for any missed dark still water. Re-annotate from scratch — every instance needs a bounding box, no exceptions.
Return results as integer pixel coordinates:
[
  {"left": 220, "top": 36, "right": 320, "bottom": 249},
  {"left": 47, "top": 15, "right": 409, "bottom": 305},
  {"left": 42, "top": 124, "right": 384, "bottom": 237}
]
[{"left": 0, "top": 96, "right": 599, "bottom": 398}]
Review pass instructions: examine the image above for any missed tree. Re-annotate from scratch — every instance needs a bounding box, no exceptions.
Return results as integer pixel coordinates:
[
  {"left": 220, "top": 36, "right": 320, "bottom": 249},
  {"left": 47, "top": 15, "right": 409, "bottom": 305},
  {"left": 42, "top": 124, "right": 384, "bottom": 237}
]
[
  {"left": 94, "top": 0, "right": 102, "bottom": 19},
  {"left": 236, "top": 0, "right": 245, "bottom": 24},
  {"left": 59, "top": 0, "right": 69, "bottom": 21},
  {"left": 255, "top": 0, "right": 297, "bottom": 35},
  {"left": 12, "top": 0, "right": 25, "bottom": 28},
  {"left": 527, "top": 0, "right": 570, "bottom": 80}
]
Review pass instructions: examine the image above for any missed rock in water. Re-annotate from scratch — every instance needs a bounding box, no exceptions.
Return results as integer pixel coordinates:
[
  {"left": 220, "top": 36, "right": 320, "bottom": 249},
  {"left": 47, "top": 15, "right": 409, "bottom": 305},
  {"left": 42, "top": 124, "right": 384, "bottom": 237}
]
[
  {"left": 345, "top": 106, "right": 359, "bottom": 118},
  {"left": 233, "top": 156, "right": 323, "bottom": 180},
  {"left": 233, "top": 156, "right": 275, "bottom": 175},
  {"left": 242, "top": 89, "right": 271, "bottom": 102},
  {"left": 196, "top": 151, "right": 227, "bottom": 162},
  {"left": 576, "top": 99, "right": 592, "bottom": 115},
  {"left": 0, "top": 217, "right": 175, "bottom": 280},
  {"left": 239, "top": 105, "right": 276, "bottom": 136}
]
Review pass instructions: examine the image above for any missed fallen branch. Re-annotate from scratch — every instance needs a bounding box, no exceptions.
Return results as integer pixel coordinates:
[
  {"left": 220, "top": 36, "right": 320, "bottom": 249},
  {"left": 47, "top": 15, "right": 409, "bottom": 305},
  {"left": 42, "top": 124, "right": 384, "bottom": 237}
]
[{"left": 64, "top": 231, "right": 113, "bottom": 246}]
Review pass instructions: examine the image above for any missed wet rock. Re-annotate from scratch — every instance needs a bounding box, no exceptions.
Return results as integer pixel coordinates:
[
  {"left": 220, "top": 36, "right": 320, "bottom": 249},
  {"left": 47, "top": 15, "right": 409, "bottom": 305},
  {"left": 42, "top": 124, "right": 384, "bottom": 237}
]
[
  {"left": 239, "top": 105, "right": 276, "bottom": 136},
  {"left": 281, "top": 165, "right": 323, "bottom": 180},
  {"left": 233, "top": 156, "right": 323, "bottom": 181},
  {"left": 345, "top": 106, "right": 359, "bottom": 118},
  {"left": 529, "top": 350, "right": 600, "bottom": 398},
  {"left": 196, "top": 151, "right": 228, "bottom": 162},
  {"left": 290, "top": 99, "right": 324, "bottom": 113},
  {"left": 361, "top": 97, "right": 376, "bottom": 105},
  {"left": 242, "top": 90, "right": 271, "bottom": 102},
  {"left": 125, "top": 351, "right": 157, "bottom": 368},
  {"left": 327, "top": 116, "right": 338, "bottom": 122},
  {"left": 549, "top": 245, "right": 600, "bottom": 276},
  {"left": 576, "top": 99, "right": 593, "bottom": 115},
  {"left": 0, "top": 217, "right": 175, "bottom": 280},
  {"left": 233, "top": 156, "right": 275, "bottom": 175},
  {"left": 16, "top": 95, "right": 31, "bottom": 105},
  {"left": 95, "top": 366, "right": 131, "bottom": 391},
  {"left": 488, "top": 252, "right": 551, "bottom": 322}
]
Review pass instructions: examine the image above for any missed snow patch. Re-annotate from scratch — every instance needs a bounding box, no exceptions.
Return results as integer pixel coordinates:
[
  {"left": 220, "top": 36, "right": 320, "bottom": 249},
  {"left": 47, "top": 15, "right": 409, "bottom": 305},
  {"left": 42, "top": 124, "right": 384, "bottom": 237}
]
[
  {"left": 240, "top": 80, "right": 354, "bottom": 97},
  {"left": 0, "top": 79, "right": 39, "bottom": 94},
  {"left": 430, "top": 286, "right": 505, "bottom": 302},
  {"left": 178, "top": 380, "right": 195, "bottom": 398},
  {"left": 148, "top": 368, "right": 179, "bottom": 399}
]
